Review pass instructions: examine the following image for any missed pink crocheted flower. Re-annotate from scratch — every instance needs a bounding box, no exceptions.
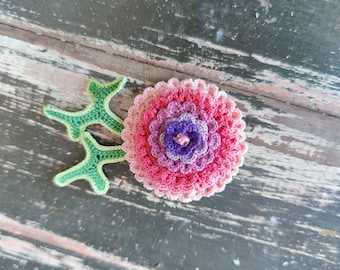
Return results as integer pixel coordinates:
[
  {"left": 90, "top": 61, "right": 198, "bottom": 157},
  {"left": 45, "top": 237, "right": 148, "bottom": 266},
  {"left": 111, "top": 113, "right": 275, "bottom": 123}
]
[{"left": 122, "top": 78, "right": 247, "bottom": 203}]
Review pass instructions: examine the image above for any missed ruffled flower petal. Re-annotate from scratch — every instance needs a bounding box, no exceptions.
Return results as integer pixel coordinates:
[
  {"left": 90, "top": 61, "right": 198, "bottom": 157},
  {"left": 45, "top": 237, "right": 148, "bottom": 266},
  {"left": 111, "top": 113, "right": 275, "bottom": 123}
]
[{"left": 122, "top": 78, "right": 247, "bottom": 202}]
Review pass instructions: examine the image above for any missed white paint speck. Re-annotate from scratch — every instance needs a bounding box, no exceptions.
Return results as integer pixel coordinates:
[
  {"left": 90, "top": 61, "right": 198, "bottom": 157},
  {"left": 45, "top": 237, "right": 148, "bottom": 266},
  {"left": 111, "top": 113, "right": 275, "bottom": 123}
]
[
  {"left": 270, "top": 216, "right": 279, "bottom": 226},
  {"left": 178, "top": 219, "right": 191, "bottom": 230},
  {"left": 262, "top": 246, "right": 269, "bottom": 254},
  {"left": 282, "top": 261, "right": 290, "bottom": 267},
  {"left": 221, "top": 247, "right": 227, "bottom": 253},
  {"left": 233, "top": 259, "right": 241, "bottom": 266},
  {"left": 216, "top": 28, "right": 224, "bottom": 42},
  {"left": 158, "top": 33, "right": 165, "bottom": 42}
]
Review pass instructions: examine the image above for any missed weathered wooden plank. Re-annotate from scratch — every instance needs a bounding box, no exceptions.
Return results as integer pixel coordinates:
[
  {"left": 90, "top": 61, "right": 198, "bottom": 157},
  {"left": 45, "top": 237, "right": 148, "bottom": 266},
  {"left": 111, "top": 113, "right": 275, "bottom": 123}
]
[
  {"left": 0, "top": 30, "right": 339, "bottom": 270},
  {"left": 1, "top": 0, "right": 339, "bottom": 73},
  {"left": 0, "top": 0, "right": 339, "bottom": 117},
  {"left": 0, "top": 30, "right": 339, "bottom": 167},
  {"left": 0, "top": 215, "right": 149, "bottom": 270}
]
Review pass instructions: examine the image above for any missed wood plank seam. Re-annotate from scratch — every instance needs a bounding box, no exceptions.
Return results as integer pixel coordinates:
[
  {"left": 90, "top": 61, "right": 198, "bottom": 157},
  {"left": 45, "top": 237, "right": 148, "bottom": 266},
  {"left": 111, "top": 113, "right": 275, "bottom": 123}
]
[{"left": 0, "top": 19, "right": 339, "bottom": 118}]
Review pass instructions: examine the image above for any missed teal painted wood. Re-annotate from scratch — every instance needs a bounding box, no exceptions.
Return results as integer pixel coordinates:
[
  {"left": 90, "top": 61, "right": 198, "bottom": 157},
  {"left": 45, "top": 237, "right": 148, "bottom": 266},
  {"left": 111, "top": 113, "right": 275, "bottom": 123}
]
[
  {"left": 0, "top": 32, "right": 339, "bottom": 270},
  {"left": 1, "top": 0, "right": 339, "bottom": 75},
  {"left": 0, "top": 1, "right": 339, "bottom": 269},
  {"left": 0, "top": 0, "right": 339, "bottom": 117}
]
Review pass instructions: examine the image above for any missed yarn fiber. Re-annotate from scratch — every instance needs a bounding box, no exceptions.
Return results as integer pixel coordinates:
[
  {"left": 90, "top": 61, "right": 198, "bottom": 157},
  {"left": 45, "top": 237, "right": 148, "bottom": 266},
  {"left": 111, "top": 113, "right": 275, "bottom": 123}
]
[{"left": 122, "top": 78, "right": 247, "bottom": 203}]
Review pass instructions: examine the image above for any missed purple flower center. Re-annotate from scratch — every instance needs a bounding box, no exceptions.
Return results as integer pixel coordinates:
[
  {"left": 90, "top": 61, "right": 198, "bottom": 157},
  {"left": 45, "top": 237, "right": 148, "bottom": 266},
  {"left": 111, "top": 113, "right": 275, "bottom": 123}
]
[{"left": 164, "top": 120, "right": 202, "bottom": 156}]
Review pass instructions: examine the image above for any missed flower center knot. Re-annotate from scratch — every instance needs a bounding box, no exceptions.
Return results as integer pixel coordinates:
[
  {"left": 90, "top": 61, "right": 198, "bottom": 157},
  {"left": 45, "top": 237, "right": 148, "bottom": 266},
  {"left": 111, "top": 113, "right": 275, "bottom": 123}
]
[
  {"left": 174, "top": 133, "right": 190, "bottom": 147},
  {"left": 164, "top": 120, "right": 202, "bottom": 156}
]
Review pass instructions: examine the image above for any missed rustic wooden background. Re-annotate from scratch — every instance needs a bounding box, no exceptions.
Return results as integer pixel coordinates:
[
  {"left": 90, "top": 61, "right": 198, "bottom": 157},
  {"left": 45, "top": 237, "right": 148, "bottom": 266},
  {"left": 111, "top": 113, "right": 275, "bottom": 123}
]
[{"left": 0, "top": 0, "right": 339, "bottom": 269}]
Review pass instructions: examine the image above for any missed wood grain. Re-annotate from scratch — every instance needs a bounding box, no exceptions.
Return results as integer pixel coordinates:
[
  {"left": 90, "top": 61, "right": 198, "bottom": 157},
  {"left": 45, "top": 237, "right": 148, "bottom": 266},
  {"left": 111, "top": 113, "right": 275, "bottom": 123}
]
[
  {"left": 0, "top": 0, "right": 339, "bottom": 117},
  {"left": 0, "top": 1, "right": 339, "bottom": 269}
]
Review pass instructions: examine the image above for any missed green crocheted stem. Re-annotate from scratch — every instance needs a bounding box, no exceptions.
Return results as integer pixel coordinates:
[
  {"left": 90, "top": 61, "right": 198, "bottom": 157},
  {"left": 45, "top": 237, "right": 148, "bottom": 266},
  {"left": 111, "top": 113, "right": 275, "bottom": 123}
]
[
  {"left": 54, "top": 132, "right": 126, "bottom": 194},
  {"left": 43, "top": 77, "right": 126, "bottom": 141}
]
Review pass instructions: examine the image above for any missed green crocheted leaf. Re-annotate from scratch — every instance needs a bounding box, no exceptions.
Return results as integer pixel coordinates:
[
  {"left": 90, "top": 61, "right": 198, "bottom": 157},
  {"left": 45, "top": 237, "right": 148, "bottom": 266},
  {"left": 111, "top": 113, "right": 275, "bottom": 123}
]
[
  {"left": 43, "top": 77, "right": 126, "bottom": 141},
  {"left": 54, "top": 132, "right": 126, "bottom": 194}
]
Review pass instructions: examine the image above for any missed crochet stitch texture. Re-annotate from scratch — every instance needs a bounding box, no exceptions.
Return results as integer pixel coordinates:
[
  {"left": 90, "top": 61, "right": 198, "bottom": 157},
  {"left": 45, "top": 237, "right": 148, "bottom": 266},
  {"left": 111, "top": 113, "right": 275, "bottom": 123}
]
[
  {"left": 43, "top": 78, "right": 127, "bottom": 193},
  {"left": 43, "top": 77, "right": 246, "bottom": 202},
  {"left": 43, "top": 78, "right": 126, "bottom": 141},
  {"left": 53, "top": 131, "right": 126, "bottom": 194},
  {"left": 122, "top": 78, "right": 247, "bottom": 203}
]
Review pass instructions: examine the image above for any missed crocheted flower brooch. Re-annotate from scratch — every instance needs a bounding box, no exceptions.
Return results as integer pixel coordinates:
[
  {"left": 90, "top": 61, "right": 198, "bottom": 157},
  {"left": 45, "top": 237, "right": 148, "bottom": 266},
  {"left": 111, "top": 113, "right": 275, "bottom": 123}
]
[{"left": 43, "top": 77, "right": 247, "bottom": 203}]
